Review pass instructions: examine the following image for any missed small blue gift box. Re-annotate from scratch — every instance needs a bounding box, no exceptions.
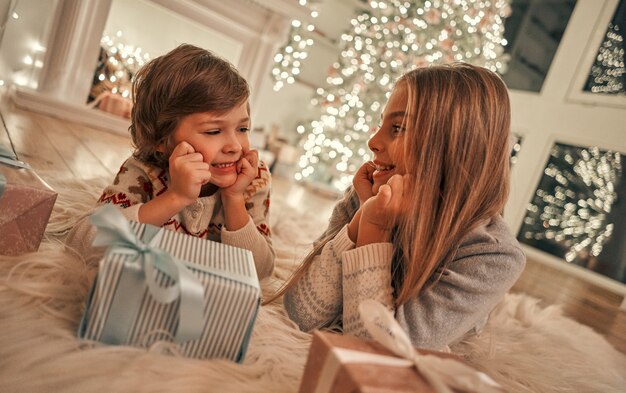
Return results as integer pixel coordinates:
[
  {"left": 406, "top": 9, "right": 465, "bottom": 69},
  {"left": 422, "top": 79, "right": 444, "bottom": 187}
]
[{"left": 77, "top": 205, "right": 261, "bottom": 362}]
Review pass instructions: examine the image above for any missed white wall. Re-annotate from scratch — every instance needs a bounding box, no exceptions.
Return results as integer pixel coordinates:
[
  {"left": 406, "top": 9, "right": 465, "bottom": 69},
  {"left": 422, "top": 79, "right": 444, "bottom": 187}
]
[
  {"left": 104, "top": 0, "right": 242, "bottom": 64},
  {"left": 253, "top": 78, "right": 315, "bottom": 143},
  {"left": 252, "top": 0, "right": 356, "bottom": 142}
]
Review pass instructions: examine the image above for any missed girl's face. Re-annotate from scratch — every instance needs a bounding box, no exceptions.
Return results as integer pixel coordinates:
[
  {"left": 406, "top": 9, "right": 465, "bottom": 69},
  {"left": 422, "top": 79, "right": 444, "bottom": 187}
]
[
  {"left": 169, "top": 100, "right": 251, "bottom": 188},
  {"left": 368, "top": 84, "right": 409, "bottom": 194}
]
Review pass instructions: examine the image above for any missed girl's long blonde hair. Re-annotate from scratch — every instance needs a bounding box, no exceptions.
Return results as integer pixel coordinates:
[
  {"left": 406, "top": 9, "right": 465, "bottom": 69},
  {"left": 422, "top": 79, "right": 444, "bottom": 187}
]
[{"left": 269, "top": 63, "right": 511, "bottom": 306}]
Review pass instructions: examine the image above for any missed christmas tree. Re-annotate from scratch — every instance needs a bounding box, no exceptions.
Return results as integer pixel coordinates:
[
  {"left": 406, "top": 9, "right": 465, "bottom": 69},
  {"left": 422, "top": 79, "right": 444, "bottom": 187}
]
[
  {"left": 518, "top": 144, "right": 623, "bottom": 270},
  {"left": 282, "top": 0, "right": 513, "bottom": 191},
  {"left": 585, "top": 22, "right": 625, "bottom": 95}
]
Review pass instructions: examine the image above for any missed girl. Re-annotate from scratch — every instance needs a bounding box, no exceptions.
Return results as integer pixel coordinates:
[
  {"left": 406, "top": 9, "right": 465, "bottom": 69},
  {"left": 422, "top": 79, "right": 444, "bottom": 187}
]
[
  {"left": 66, "top": 44, "right": 274, "bottom": 279},
  {"left": 279, "top": 63, "right": 525, "bottom": 350}
]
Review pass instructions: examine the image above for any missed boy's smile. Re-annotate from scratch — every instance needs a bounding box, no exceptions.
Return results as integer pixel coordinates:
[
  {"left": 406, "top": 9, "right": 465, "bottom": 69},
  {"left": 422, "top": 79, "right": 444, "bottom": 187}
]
[{"left": 211, "top": 161, "right": 238, "bottom": 172}]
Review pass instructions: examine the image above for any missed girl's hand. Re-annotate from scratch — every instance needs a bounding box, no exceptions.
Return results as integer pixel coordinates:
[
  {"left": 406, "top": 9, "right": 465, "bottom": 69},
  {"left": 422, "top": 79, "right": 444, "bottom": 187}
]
[
  {"left": 168, "top": 142, "right": 212, "bottom": 206},
  {"left": 353, "top": 161, "right": 376, "bottom": 205},
  {"left": 360, "top": 174, "right": 408, "bottom": 231},
  {"left": 168, "top": 142, "right": 211, "bottom": 205},
  {"left": 221, "top": 149, "right": 259, "bottom": 200}
]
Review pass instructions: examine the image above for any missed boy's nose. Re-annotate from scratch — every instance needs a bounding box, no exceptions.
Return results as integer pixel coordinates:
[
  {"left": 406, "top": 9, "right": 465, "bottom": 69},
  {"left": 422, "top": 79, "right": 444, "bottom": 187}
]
[{"left": 223, "top": 136, "right": 242, "bottom": 154}]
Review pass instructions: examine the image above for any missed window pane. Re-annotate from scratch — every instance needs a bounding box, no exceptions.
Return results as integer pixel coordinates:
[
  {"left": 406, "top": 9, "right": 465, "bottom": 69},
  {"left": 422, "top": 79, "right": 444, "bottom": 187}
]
[
  {"left": 517, "top": 142, "right": 626, "bottom": 283},
  {"left": 584, "top": 0, "right": 626, "bottom": 95},
  {"left": 501, "top": 0, "right": 576, "bottom": 92}
]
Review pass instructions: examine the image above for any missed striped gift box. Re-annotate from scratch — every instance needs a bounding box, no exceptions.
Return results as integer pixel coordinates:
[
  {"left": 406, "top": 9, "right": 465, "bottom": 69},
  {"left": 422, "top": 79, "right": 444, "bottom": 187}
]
[{"left": 78, "top": 219, "right": 261, "bottom": 362}]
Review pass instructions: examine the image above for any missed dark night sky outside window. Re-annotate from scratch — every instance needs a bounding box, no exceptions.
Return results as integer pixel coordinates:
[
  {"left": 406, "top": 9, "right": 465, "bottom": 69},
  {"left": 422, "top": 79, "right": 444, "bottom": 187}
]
[
  {"left": 584, "top": 0, "right": 626, "bottom": 95},
  {"left": 517, "top": 143, "right": 626, "bottom": 283},
  {"left": 501, "top": 0, "right": 576, "bottom": 92}
]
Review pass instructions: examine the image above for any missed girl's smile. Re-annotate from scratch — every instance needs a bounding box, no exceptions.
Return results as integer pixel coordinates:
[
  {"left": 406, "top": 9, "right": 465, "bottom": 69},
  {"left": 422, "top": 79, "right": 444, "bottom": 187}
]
[
  {"left": 372, "top": 160, "right": 396, "bottom": 182},
  {"left": 372, "top": 160, "right": 397, "bottom": 178}
]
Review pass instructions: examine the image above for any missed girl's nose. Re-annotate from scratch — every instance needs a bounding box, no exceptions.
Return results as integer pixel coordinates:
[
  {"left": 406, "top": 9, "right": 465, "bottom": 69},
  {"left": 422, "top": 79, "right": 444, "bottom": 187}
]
[{"left": 368, "top": 128, "right": 383, "bottom": 153}]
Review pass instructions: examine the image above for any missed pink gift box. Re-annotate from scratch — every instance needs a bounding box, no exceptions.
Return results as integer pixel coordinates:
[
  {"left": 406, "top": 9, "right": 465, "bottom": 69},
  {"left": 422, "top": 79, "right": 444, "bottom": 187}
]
[
  {"left": 0, "top": 160, "right": 57, "bottom": 256},
  {"left": 299, "top": 331, "right": 465, "bottom": 393}
]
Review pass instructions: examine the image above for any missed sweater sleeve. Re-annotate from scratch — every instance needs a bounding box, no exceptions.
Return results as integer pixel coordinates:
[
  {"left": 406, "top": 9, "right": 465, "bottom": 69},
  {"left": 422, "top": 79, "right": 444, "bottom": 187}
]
[
  {"left": 96, "top": 157, "right": 156, "bottom": 221},
  {"left": 395, "top": 217, "right": 526, "bottom": 350},
  {"left": 341, "top": 242, "right": 395, "bottom": 337},
  {"left": 283, "top": 225, "right": 355, "bottom": 331},
  {"left": 220, "top": 161, "right": 275, "bottom": 280},
  {"left": 64, "top": 157, "right": 149, "bottom": 260}
]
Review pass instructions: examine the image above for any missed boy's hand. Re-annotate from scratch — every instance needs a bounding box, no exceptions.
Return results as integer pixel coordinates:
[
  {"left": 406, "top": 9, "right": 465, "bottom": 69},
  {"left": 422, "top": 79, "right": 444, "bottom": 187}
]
[
  {"left": 168, "top": 142, "right": 211, "bottom": 206},
  {"left": 353, "top": 161, "right": 376, "bottom": 205},
  {"left": 221, "top": 149, "right": 259, "bottom": 200},
  {"left": 360, "top": 174, "right": 409, "bottom": 231}
]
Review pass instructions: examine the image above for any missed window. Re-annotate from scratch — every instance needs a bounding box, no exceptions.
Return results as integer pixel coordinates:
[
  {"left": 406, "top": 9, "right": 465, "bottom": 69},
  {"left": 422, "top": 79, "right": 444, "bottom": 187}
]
[
  {"left": 517, "top": 142, "right": 626, "bottom": 283},
  {"left": 501, "top": 0, "right": 577, "bottom": 92}
]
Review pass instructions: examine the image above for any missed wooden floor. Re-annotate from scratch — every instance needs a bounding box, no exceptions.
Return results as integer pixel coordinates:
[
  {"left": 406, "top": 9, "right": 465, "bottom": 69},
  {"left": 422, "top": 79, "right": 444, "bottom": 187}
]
[{"left": 1, "top": 93, "right": 624, "bottom": 354}]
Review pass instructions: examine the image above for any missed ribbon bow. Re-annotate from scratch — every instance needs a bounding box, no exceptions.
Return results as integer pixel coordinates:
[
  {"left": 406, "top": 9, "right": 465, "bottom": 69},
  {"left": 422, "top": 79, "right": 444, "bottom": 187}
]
[
  {"left": 359, "top": 300, "right": 503, "bottom": 393},
  {"left": 90, "top": 205, "right": 205, "bottom": 343},
  {"left": 0, "top": 144, "right": 30, "bottom": 169}
]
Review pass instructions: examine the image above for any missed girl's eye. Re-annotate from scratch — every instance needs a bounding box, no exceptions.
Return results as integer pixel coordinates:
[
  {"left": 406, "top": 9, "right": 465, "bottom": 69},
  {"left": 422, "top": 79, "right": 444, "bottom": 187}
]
[
  {"left": 238, "top": 127, "right": 250, "bottom": 133},
  {"left": 391, "top": 124, "right": 406, "bottom": 134},
  {"left": 203, "top": 130, "right": 220, "bottom": 135}
]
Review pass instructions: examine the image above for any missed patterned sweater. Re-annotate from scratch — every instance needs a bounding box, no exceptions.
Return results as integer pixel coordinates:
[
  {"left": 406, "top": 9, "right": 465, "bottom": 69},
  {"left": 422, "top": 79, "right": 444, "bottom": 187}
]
[
  {"left": 283, "top": 189, "right": 526, "bottom": 350},
  {"left": 66, "top": 156, "right": 275, "bottom": 279}
]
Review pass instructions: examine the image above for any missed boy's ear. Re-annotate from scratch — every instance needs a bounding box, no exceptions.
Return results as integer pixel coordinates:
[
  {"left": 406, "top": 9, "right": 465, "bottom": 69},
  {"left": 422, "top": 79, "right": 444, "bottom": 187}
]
[{"left": 155, "top": 143, "right": 166, "bottom": 153}]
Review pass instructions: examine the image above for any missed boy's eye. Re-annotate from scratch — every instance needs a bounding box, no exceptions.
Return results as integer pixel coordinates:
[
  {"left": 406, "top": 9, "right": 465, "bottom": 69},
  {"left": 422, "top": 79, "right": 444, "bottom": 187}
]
[
  {"left": 238, "top": 127, "right": 250, "bottom": 133},
  {"left": 203, "top": 130, "right": 220, "bottom": 135}
]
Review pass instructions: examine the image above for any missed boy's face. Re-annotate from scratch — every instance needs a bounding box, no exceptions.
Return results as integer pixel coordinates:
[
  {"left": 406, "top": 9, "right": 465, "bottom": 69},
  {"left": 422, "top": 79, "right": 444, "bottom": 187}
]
[{"left": 171, "top": 100, "right": 251, "bottom": 188}]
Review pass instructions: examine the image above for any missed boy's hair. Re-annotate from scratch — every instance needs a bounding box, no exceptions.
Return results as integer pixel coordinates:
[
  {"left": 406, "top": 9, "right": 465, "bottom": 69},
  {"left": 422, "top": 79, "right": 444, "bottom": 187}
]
[
  {"left": 268, "top": 63, "right": 511, "bottom": 307},
  {"left": 130, "top": 44, "right": 250, "bottom": 168}
]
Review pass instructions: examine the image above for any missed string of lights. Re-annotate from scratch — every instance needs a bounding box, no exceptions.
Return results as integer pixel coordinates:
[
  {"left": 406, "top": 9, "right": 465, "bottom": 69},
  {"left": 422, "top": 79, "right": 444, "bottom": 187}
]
[
  {"left": 270, "top": 0, "right": 320, "bottom": 91},
  {"left": 586, "top": 22, "right": 625, "bottom": 95}
]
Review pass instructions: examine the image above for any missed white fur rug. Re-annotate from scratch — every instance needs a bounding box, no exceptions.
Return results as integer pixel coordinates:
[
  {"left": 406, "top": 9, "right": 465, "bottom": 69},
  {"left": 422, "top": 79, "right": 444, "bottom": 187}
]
[{"left": 0, "top": 177, "right": 624, "bottom": 393}]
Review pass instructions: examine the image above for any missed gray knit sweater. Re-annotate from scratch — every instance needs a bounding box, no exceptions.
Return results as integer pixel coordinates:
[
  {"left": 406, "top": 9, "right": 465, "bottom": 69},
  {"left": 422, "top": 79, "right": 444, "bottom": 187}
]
[{"left": 283, "top": 190, "right": 526, "bottom": 350}]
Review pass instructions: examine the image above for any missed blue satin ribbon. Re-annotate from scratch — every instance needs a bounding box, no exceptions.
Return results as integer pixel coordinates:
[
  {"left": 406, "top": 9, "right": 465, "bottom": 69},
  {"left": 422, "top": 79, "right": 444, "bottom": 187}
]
[
  {"left": 0, "top": 144, "right": 30, "bottom": 169},
  {"left": 90, "top": 205, "right": 206, "bottom": 344}
]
